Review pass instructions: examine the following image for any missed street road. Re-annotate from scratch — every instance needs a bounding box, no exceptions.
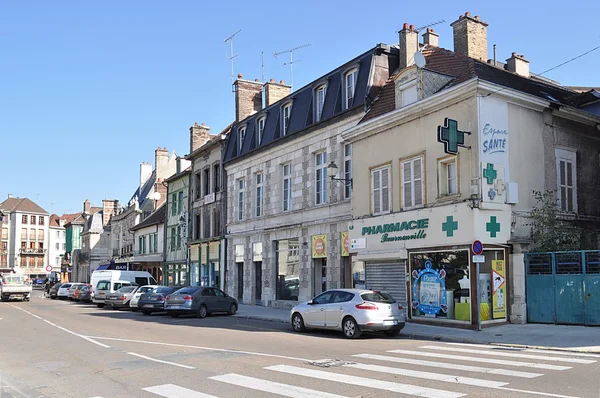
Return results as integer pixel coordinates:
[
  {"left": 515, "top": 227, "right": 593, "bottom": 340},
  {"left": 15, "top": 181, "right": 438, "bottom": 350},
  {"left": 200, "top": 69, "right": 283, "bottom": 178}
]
[{"left": 1, "top": 290, "right": 599, "bottom": 398}]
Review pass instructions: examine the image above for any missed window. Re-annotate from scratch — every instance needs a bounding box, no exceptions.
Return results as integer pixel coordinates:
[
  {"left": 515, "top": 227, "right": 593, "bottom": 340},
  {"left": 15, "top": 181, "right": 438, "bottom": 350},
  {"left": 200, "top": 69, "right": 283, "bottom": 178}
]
[
  {"left": 139, "top": 237, "right": 143, "bottom": 254},
  {"left": 315, "top": 152, "right": 328, "bottom": 205},
  {"left": 195, "top": 173, "right": 202, "bottom": 199},
  {"left": 238, "top": 126, "right": 246, "bottom": 152},
  {"left": 56, "top": 230, "right": 60, "bottom": 238},
  {"left": 401, "top": 83, "right": 418, "bottom": 107},
  {"left": 213, "top": 164, "right": 221, "bottom": 192},
  {"left": 21, "top": 228, "right": 27, "bottom": 240},
  {"left": 344, "top": 144, "right": 352, "bottom": 199},
  {"left": 237, "top": 179, "right": 245, "bottom": 221},
  {"left": 213, "top": 207, "right": 221, "bottom": 236},
  {"left": 203, "top": 208, "right": 211, "bottom": 238},
  {"left": 29, "top": 229, "right": 36, "bottom": 240},
  {"left": 143, "top": 236, "right": 147, "bottom": 254},
  {"left": 178, "top": 191, "right": 184, "bottom": 214},
  {"left": 255, "top": 173, "right": 263, "bottom": 217},
  {"left": 439, "top": 156, "right": 458, "bottom": 196},
  {"left": 170, "top": 228, "right": 176, "bottom": 251},
  {"left": 194, "top": 214, "right": 201, "bottom": 240},
  {"left": 153, "top": 233, "right": 158, "bottom": 252},
  {"left": 282, "top": 103, "right": 292, "bottom": 136},
  {"left": 345, "top": 68, "right": 358, "bottom": 110},
  {"left": 56, "top": 242, "right": 60, "bottom": 250},
  {"left": 556, "top": 148, "right": 577, "bottom": 212},
  {"left": 275, "top": 238, "right": 300, "bottom": 300},
  {"left": 313, "top": 291, "right": 335, "bottom": 304},
  {"left": 39, "top": 216, "right": 44, "bottom": 225},
  {"left": 315, "top": 85, "right": 326, "bottom": 122},
  {"left": 176, "top": 226, "right": 181, "bottom": 249},
  {"left": 22, "top": 215, "right": 27, "bottom": 224},
  {"left": 203, "top": 168, "right": 210, "bottom": 196},
  {"left": 149, "top": 234, "right": 154, "bottom": 253},
  {"left": 62, "top": 243, "right": 66, "bottom": 250},
  {"left": 283, "top": 164, "right": 292, "bottom": 212},
  {"left": 371, "top": 166, "right": 391, "bottom": 215},
  {"left": 171, "top": 193, "right": 177, "bottom": 216},
  {"left": 30, "top": 216, "right": 36, "bottom": 225},
  {"left": 1, "top": 228, "right": 7, "bottom": 240},
  {"left": 402, "top": 156, "right": 424, "bottom": 209},
  {"left": 256, "top": 117, "right": 266, "bottom": 146}
]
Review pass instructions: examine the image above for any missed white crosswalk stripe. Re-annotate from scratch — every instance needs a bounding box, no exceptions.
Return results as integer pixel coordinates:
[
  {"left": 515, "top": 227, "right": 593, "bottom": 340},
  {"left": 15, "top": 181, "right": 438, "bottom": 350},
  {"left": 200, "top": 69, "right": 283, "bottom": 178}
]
[
  {"left": 444, "top": 343, "right": 600, "bottom": 359},
  {"left": 142, "top": 384, "right": 219, "bottom": 398},
  {"left": 420, "top": 345, "right": 597, "bottom": 364}
]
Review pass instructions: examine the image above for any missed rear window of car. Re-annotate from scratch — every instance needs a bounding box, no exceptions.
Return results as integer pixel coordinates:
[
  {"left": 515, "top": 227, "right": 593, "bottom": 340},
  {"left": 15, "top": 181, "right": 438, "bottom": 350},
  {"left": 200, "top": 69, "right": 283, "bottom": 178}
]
[
  {"left": 154, "top": 287, "right": 172, "bottom": 294},
  {"left": 97, "top": 281, "right": 110, "bottom": 290},
  {"left": 139, "top": 286, "right": 155, "bottom": 293},
  {"left": 174, "top": 288, "right": 199, "bottom": 295},
  {"left": 61, "top": 284, "right": 72, "bottom": 288},
  {"left": 361, "top": 292, "right": 396, "bottom": 303},
  {"left": 118, "top": 287, "right": 136, "bottom": 293}
]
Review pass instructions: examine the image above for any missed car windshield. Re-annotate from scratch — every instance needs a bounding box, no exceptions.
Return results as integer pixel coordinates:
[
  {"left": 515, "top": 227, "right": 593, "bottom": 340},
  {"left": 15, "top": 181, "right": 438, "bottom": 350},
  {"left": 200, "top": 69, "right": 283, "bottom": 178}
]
[
  {"left": 61, "top": 284, "right": 72, "bottom": 288},
  {"left": 117, "top": 287, "right": 136, "bottom": 293},
  {"left": 361, "top": 292, "right": 396, "bottom": 303},
  {"left": 153, "top": 287, "right": 172, "bottom": 294},
  {"left": 96, "top": 281, "right": 110, "bottom": 290},
  {"left": 2, "top": 275, "right": 27, "bottom": 284}
]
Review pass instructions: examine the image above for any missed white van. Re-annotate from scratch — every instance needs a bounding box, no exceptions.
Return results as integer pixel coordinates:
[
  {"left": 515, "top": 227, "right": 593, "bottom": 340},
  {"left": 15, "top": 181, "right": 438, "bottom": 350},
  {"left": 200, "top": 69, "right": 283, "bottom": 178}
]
[{"left": 91, "top": 270, "right": 157, "bottom": 308}]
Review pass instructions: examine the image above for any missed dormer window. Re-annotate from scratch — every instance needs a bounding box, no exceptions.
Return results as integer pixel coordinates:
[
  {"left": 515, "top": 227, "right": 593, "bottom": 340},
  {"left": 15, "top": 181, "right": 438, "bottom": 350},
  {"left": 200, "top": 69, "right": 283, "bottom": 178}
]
[
  {"left": 314, "top": 85, "right": 327, "bottom": 122},
  {"left": 344, "top": 68, "right": 358, "bottom": 110},
  {"left": 238, "top": 126, "right": 246, "bottom": 153},
  {"left": 256, "top": 116, "right": 266, "bottom": 146},
  {"left": 282, "top": 103, "right": 292, "bottom": 136}
]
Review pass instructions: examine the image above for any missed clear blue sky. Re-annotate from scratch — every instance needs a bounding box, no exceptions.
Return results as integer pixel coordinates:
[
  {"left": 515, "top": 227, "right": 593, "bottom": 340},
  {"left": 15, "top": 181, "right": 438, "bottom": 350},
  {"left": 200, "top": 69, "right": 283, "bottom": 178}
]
[{"left": 1, "top": 1, "right": 598, "bottom": 216}]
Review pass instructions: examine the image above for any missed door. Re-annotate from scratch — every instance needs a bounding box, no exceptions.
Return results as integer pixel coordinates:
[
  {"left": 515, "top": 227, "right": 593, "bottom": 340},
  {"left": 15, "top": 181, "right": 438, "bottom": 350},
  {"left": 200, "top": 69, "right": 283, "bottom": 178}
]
[
  {"left": 584, "top": 252, "right": 600, "bottom": 325},
  {"left": 237, "top": 262, "right": 243, "bottom": 300},
  {"left": 255, "top": 262, "right": 262, "bottom": 304},
  {"left": 326, "top": 291, "right": 354, "bottom": 328},
  {"left": 365, "top": 262, "right": 407, "bottom": 305},
  {"left": 303, "top": 291, "right": 334, "bottom": 327},
  {"left": 201, "top": 287, "right": 217, "bottom": 312},
  {"left": 212, "top": 288, "right": 229, "bottom": 311},
  {"left": 313, "top": 258, "right": 327, "bottom": 297}
]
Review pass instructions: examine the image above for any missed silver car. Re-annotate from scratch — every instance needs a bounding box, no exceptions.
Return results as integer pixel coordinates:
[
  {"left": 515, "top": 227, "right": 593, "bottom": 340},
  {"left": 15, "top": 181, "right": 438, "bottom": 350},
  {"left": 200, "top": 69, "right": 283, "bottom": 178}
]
[
  {"left": 290, "top": 289, "right": 405, "bottom": 339},
  {"left": 105, "top": 286, "right": 139, "bottom": 309}
]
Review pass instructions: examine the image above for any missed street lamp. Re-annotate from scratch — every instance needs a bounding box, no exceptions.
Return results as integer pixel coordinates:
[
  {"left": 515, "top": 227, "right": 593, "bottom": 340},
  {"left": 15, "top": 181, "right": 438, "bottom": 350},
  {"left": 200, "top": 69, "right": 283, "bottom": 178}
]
[{"left": 327, "top": 161, "right": 353, "bottom": 188}]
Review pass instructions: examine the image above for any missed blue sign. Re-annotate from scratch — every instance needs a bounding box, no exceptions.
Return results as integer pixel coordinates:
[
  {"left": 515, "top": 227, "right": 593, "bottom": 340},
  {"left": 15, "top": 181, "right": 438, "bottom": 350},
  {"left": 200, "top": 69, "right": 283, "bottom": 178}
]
[
  {"left": 412, "top": 260, "right": 447, "bottom": 315},
  {"left": 113, "top": 264, "right": 128, "bottom": 271},
  {"left": 472, "top": 240, "right": 483, "bottom": 255}
]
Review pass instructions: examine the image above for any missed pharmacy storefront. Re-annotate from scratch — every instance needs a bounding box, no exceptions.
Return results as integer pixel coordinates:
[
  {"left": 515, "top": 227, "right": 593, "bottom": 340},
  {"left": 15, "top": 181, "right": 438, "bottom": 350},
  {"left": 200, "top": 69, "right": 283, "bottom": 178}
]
[{"left": 348, "top": 202, "right": 511, "bottom": 329}]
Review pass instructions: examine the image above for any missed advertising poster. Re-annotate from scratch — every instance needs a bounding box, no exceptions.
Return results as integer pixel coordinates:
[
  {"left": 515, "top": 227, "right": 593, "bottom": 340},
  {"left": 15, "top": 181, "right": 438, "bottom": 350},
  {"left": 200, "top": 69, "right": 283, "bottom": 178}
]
[
  {"left": 492, "top": 260, "right": 506, "bottom": 319},
  {"left": 312, "top": 234, "right": 327, "bottom": 258},
  {"left": 341, "top": 232, "right": 349, "bottom": 257}
]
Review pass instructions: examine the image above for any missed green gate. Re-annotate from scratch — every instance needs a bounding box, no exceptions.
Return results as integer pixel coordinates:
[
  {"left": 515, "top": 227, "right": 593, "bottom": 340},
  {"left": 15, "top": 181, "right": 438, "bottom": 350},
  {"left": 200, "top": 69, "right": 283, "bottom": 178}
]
[{"left": 525, "top": 251, "right": 600, "bottom": 326}]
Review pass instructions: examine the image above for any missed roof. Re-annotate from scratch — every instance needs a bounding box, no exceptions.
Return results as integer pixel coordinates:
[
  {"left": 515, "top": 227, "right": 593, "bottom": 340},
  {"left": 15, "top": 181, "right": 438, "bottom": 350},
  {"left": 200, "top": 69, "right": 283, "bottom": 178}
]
[
  {"left": 361, "top": 45, "right": 587, "bottom": 123},
  {"left": 50, "top": 212, "right": 84, "bottom": 228},
  {"left": 165, "top": 166, "right": 192, "bottom": 183},
  {"left": 186, "top": 124, "right": 232, "bottom": 160},
  {"left": 0, "top": 197, "right": 48, "bottom": 214},
  {"left": 130, "top": 204, "right": 166, "bottom": 231}
]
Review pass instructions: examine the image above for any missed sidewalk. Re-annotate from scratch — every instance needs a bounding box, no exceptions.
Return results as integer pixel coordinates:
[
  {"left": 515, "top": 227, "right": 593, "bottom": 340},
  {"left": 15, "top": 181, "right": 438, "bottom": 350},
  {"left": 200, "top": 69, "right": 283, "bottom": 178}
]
[{"left": 236, "top": 304, "right": 600, "bottom": 353}]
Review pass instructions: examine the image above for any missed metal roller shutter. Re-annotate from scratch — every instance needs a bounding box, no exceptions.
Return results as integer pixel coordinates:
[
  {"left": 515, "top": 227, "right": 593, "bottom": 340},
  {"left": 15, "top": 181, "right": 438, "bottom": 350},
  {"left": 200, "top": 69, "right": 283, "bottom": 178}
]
[{"left": 365, "top": 261, "right": 407, "bottom": 306}]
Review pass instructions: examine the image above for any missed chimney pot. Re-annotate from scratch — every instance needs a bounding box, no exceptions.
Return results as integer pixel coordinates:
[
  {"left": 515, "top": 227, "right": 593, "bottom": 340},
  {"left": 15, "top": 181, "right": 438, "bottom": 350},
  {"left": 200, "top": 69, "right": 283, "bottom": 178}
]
[
  {"left": 409, "top": 24, "right": 415, "bottom": 31},
  {"left": 280, "top": 80, "right": 284, "bottom": 84},
  {"left": 255, "top": 78, "right": 259, "bottom": 82},
  {"left": 270, "top": 78, "right": 275, "bottom": 82},
  {"left": 237, "top": 73, "right": 243, "bottom": 79},
  {"left": 475, "top": 15, "right": 480, "bottom": 20},
  {"left": 201, "top": 122, "right": 205, "bottom": 126},
  {"left": 403, "top": 23, "right": 409, "bottom": 29},
  {"left": 512, "top": 52, "right": 517, "bottom": 57},
  {"left": 465, "top": 11, "right": 471, "bottom": 17}
]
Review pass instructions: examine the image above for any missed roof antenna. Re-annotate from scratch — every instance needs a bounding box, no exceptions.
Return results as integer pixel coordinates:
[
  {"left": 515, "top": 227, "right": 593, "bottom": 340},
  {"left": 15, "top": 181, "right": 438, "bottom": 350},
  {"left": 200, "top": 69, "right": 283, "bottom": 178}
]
[
  {"left": 224, "top": 29, "right": 242, "bottom": 85},
  {"left": 414, "top": 19, "right": 446, "bottom": 33},
  {"left": 273, "top": 43, "right": 311, "bottom": 91}
]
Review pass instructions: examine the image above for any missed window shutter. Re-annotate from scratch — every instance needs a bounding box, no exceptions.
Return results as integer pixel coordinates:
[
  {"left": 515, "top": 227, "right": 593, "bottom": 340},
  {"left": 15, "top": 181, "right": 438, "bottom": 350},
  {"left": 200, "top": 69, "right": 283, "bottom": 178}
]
[
  {"left": 413, "top": 158, "right": 423, "bottom": 206},
  {"left": 372, "top": 169, "right": 381, "bottom": 214},
  {"left": 403, "top": 161, "right": 412, "bottom": 208},
  {"left": 381, "top": 167, "right": 390, "bottom": 212}
]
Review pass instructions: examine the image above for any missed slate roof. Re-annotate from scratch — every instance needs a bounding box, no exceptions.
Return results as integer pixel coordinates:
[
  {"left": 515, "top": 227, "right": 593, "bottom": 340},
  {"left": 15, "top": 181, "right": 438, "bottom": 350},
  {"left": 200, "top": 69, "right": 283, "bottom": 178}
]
[
  {"left": 83, "top": 211, "right": 104, "bottom": 234},
  {"left": 130, "top": 204, "right": 166, "bottom": 231},
  {"left": 361, "top": 45, "right": 589, "bottom": 123},
  {"left": 0, "top": 197, "right": 48, "bottom": 214}
]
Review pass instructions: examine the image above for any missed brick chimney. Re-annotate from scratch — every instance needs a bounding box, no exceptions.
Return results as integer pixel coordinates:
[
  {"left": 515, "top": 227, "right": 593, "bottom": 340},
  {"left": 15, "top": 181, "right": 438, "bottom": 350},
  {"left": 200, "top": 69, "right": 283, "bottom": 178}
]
[
  {"left": 422, "top": 28, "right": 439, "bottom": 47},
  {"left": 155, "top": 147, "right": 169, "bottom": 181},
  {"left": 264, "top": 79, "right": 291, "bottom": 107},
  {"left": 399, "top": 23, "right": 419, "bottom": 69},
  {"left": 140, "top": 162, "right": 152, "bottom": 191},
  {"left": 450, "top": 12, "right": 489, "bottom": 61},
  {"left": 102, "top": 199, "right": 119, "bottom": 226},
  {"left": 83, "top": 199, "right": 91, "bottom": 215},
  {"left": 152, "top": 180, "right": 167, "bottom": 209},
  {"left": 234, "top": 74, "right": 262, "bottom": 122},
  {"left": 190, "top": 122, "right": 211, "bottom": 153},
  {"left": 506, "top": 52, "right": 530, "bottom": 78}
]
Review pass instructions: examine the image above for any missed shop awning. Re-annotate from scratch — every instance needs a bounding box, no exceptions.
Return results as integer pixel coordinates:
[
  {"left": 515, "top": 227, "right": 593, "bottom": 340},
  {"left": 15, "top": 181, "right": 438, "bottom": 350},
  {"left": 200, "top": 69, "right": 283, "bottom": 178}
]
[{"left": 96, "top": 264, "right": 110, "bottom": 271}]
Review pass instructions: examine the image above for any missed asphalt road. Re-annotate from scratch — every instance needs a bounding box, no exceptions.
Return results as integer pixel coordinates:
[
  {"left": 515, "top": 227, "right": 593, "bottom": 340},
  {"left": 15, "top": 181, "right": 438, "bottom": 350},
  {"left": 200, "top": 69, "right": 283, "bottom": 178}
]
[{"left": 1, "top": 291, "right": 599, "bottom": 398}]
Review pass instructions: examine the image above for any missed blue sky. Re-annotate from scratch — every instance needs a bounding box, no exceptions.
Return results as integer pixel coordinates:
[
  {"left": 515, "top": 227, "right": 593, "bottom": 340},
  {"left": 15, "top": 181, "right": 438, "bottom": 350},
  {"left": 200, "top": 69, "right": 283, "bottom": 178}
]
[{"left": 1, "top": 1, "right": 598, "bottom": 216}]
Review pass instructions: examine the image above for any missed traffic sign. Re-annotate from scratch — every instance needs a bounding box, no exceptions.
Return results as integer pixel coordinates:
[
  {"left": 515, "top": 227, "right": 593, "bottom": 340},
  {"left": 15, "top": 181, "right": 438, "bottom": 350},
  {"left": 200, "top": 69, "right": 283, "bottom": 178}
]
[
  {"left": 472, "top": 240, "right": 483, "bottom": 255},
  {"left": 45, "top": 265, "right": 53, "bottom": 272}
]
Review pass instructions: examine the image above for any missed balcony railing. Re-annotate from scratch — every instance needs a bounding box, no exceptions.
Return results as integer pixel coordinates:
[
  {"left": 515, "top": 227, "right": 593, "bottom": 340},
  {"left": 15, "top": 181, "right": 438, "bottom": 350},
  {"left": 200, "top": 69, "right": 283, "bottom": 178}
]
[{"left": 19, "top": 248, "right": 47, "bottom": 255}]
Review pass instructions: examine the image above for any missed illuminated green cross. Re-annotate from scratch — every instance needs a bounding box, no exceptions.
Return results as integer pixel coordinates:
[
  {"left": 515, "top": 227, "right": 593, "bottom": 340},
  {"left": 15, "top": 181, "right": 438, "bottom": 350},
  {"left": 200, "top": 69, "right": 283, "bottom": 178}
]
[
  {"left": 483, "top": 163, "right": 497, "bottom": 185},
  {"left": 437, "top": 118, "right": 467, "bottom": 155},
  {"left": 442, "top": 216, "right": 459, "bottom": 237},
  {"left": 486, "top": 216, "right": 501, "bottom": 238}
]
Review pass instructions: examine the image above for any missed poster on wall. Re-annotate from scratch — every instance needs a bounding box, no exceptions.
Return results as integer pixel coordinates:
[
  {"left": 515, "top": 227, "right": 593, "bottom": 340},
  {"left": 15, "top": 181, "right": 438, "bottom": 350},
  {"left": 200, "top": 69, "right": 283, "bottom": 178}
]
[
  {"left": 478, "top": 96, "right": 509, "bottom": 184},
  {"left": 341, "top": 232, "right": 349, "bottom": 257},
  {"left": 312, "top": 234, "right": 327, "bottom": 258},
  {"left": 412, "top": 260, "right": 448, "bottom": 315},
  {"left": 492, "top": 260, "right": 506, "bottom": 319}
]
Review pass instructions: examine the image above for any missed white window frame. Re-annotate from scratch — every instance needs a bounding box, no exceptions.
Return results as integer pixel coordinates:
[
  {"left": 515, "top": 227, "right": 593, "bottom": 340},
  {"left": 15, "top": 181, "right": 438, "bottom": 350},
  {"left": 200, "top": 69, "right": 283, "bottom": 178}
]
[
  {"left": 556, "top": 148, "right": 577, "bottom": 213},
  {"left": 282, "top": 103, "right": 292, "bottom": 136},
  {"left": 315, "top": 85, "right": 326, "bottom": 122},
  {"left": 256, "top": 116, "right": 266, "bottom": 146},
  {"left": 238, "top": 126, "right": 246, "bottom": 152},
  {"left": 399, "top": 81, "right": 418, "bottom": 107},
  {"left": 237, "top": 179, "right": 245, "bottom": 221},
  {"left": 344, "top": 68, "right": 358, "bottom": 110},
  {"left": 283, "top": 163, "right": 292, "bottom": 212},
  {"left": 371, "top": 165, "right": 391, "bottom": 215},
  {"left": 315, "top": 152, "right": 328, "bottom": 205},
  {"left": 344, "top": 144, "right": 352, "bottom": 199},
  {"left": 402, "top": 156, "right": 424, "bottom": 209},
  {"left": 438, "top": 156, "right": 458, "bottom": 197},
  {"left": 255, "top": 173, "right": 263, "bottom": 217}
]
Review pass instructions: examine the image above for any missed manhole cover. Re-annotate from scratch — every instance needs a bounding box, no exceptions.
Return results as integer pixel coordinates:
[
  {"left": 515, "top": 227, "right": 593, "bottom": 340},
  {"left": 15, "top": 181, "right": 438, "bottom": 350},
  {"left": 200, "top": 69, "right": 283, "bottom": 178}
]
[{"left": 306, "top": 359, "right": 355, "bottom": 368}]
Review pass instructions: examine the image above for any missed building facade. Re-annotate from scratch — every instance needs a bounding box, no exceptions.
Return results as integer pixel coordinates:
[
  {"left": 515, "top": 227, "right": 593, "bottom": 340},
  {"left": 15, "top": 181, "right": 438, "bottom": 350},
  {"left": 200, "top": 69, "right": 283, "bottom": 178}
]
[
  {"left": 223, "top": 45, "right": 398, "bottom": 308},
  {"left": 64, "top": 213, "right": 85, "bottom": 282},
  {"left": 131, "top": 204, "right": 166, "bottom": 283},
  {"left": 48, "top": 215, "right": 66, "bottom": 279},
  {"left": 80, "top": 200, "right": 115, "bottom": 279}
]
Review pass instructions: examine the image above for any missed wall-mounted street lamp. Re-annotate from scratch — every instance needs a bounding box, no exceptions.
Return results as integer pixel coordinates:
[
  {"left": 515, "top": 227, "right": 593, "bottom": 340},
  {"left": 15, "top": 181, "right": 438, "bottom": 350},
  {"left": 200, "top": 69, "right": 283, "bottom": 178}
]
[{"left": 327, "top": 161, "right": 353, "bottom": 189}]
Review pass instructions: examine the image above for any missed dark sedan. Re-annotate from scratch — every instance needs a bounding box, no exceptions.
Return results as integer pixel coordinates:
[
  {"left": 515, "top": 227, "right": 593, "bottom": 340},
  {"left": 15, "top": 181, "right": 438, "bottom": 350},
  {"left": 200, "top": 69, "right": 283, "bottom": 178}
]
[
  {"left": 165, "top": 286, "right": 238, "bottom": 318},
  {"left": 49, "top": 283, "right": 63, "bottom": 299},
  {"left": 78, "top": 285, "right": 92, "bottom": 303},
  {"left": 138, "top": 286, "right": 184, "bottom": 316}
]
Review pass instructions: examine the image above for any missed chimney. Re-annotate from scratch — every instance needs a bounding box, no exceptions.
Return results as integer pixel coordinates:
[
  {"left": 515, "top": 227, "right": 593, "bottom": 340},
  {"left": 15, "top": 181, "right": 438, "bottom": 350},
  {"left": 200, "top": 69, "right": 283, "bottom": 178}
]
[
  {"left": 422, "top": 28, "right": 439, "bottom": 47},
  {"left": 234, "top": 74, "right": 262, "bottom": 122},
  {"left": 155, "top": 147, "right": 169, "bottom": 181},
  {"left": 153, "top": 180, "right": 167, "bottom": 209},
  {"left": 506, "top": 52, "right": 530, "bottom": 78},
  {"left": 7, "top": 194, "right": 12, "bottom": 199},
  {"left": 101, "top": 199, "right": 119, "bottom": 226},
  {"left": 140, "top": 162, "right": 152, "bottom": 191},
  {"left": 399, "top": 23, "right": 419, "bottom": 69},
  {"left": 450, "top": 12, "right": 489, "bottom": 61},
  {"left": 190, "top": 122, "right": 210, "bottom": 153},
  {"left": 83, "top": 199, "right": 91, "bottom": 215},
  {"left": 264, "top": 79, "right": 292, "bottom": 107}
]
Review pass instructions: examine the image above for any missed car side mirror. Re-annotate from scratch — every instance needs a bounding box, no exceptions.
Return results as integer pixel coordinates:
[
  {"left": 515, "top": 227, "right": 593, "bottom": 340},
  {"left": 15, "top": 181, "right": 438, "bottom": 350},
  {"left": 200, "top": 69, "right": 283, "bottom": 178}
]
[{"left": 307, "top": 300, "right": 314, "bottom": 305}]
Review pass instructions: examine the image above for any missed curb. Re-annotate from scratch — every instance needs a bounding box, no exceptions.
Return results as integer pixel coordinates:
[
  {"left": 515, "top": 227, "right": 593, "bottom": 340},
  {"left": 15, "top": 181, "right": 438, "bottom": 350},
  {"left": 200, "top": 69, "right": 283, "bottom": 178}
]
[{"left": 234, "top": 313, "right": 289, "bottom": 324}]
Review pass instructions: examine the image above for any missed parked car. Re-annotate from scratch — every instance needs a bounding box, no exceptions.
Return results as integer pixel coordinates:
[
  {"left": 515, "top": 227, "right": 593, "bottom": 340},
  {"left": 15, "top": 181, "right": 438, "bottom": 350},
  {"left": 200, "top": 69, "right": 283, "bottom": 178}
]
[
  {"left": 57, "top": 283, "right": 73, "bottom": 300},
  {"left": 78, "top": 285, "right": 92, "bottom": 303},
  {"left": 68, "top": 283, "right": 84, "bottom": 300},
  {"left": 49, "top": 283, "right": 63, "bottom": 299},
  {"left": 165, "top": 287, "right": 238, "bottom": 318},
  {"left": 138, "top": 286, "right": 183, "bottom": 316},
  {"left": 130, "top": 285, "right": 158, "bottom": 311},
  {"left": 290, "top": 289, "right": 405, "bottom": 339},
  {"left": 72, "top": 284, "right": 91, "bottom": 301},
  {"left": 94, "top": 280, "right": 133, "bottom": 308},
  {"left": 105, "top": 286, "right": 139, "bottom": 309}
]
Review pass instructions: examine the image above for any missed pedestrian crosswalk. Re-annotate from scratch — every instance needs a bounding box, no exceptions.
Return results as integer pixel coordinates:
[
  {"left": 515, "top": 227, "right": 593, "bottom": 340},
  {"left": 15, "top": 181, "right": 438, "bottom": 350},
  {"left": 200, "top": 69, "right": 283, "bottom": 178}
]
[{"left": 95, "top": 342, "right": 598, "bottom": 398}]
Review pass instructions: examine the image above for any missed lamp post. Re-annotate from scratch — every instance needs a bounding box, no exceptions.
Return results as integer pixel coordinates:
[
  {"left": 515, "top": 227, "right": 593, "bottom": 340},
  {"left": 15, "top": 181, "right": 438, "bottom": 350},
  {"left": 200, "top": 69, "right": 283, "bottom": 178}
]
[{"left": 327, "top": 161, "right": 353, "bottom": 188}]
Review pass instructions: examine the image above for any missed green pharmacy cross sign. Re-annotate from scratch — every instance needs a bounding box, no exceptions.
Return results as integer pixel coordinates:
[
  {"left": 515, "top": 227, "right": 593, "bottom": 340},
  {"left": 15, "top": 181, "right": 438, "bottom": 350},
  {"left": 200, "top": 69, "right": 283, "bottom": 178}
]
[
  {"left": 437, "top": 118, "right": 470, "bottom": 155},
  {"left": 483, "top": 163, "right": 497, "bottom": 185},
  {"left": 442, "top": 216, "right": 459, "bottom": 237},
  {"left": 486, "top": 216, "right": 501, "bottom": 238}
]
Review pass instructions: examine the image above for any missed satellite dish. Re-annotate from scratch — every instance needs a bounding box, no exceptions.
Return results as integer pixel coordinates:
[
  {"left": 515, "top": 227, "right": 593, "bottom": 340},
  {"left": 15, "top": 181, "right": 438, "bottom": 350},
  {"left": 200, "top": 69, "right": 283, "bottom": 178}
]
[
  {"left": 414, "top": 51, "right": 426, "bottom": 68},
  {"left": 152, "top": 192, "right": 161, "bottom": 201}
]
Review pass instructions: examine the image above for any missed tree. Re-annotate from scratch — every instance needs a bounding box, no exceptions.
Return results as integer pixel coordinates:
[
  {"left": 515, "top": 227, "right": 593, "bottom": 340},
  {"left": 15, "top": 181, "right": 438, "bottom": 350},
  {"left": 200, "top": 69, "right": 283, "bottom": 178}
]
[{"left": 528, "top": 190, "right": 580, "bottom": 252}]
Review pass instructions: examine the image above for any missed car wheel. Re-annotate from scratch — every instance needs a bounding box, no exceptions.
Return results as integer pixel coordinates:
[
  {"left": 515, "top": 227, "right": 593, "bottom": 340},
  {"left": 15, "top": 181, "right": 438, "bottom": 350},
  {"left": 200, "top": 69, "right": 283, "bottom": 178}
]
[
  {"left": 96, "top": 303, "right": 105, "bottom": 308},
  {"left": 228, "top": 303, "right": 237, "bottom": 315},
  {"left": 142, "top": 310, "right": 151, "bottom": 316},
  {"left": 342, "top": 317, "right": 361, "bottom": 339},
  {"left": 197, "top": 305, "right": 207, "bottom": 319},
  {"left": 384, "top": 329, "right": 401, "bottom": 338},
  {"left": 291, "top": 313, "right": 306, "bottom": 332}
]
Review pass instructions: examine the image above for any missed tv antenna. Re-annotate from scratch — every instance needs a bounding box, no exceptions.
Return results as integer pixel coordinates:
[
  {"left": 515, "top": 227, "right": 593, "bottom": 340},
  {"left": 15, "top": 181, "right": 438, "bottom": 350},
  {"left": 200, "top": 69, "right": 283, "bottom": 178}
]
[
  {"left": 224, "top": 29, "right": 242, "bottom": 84},
  {"left": 414, "top": 19, "right": 445, "bottom": 33},
  {"left": 273, "top": 43, "right": 311, "bottom": 90}
]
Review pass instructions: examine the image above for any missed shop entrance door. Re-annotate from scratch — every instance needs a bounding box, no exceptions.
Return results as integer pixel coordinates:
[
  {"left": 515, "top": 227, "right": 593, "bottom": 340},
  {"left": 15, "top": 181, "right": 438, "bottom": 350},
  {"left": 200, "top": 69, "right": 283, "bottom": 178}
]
[
  {"left": 236, "top": 262, "right": 243, "bottom": 300},
  {"left": 313, "top": 258, "right": 327, "bottom": 297},
  {"left": 255, "top": 261, "right": 262, "bottom": 305}
]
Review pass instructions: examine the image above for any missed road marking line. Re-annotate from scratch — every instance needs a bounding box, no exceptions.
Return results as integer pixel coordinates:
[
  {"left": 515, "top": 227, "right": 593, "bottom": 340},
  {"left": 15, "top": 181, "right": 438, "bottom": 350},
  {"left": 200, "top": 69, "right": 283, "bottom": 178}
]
[
  {"left": 420, "top": 345, "right": 596, "bottom": 364},
  {"left": 265, "top": 364, "right": 465, "bottom": 398},
  {"left": 210, "top": 373, "right": 349, "bottom": 397},
  {"left": 85, "top": 336, "right": 310, "bottom": 361},
  {"left": 126, "top": 352, "right": 195, "bottom": 369},
  {"left": 352, "top": 354, "right": 543, "bottom": 378},
  {"left": 10, "top": 305, "right": 110, "bottom": 348},
  {"left": 494, "top": 386, "right": 581, "bottom": 398},
  {"left": 387, "top": 349, "right": 571, "bottom": 370},
  {"left": 142, "top": 384, "right": 218, "bottom": 398},
  {"left": 445, "top": 343, "right": 600, "bottom": 358},
  {"left": 345, "top": 362, "right": 507, "bottom": 388}
]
